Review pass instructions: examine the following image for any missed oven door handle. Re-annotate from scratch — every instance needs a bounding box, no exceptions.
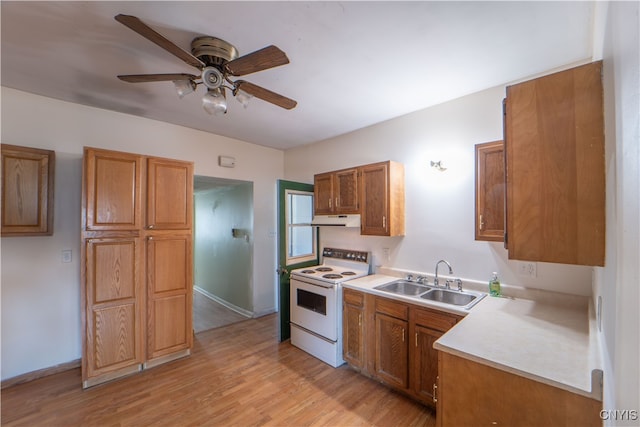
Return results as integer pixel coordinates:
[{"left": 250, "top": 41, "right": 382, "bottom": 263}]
[{"left": 276, "top": 265, "right": 289, "bottom": 276}]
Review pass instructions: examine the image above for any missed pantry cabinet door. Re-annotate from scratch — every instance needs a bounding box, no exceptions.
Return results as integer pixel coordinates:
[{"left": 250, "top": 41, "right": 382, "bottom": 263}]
[
  {"left": 147, "top": 158, "right": 193, "bottom": 230},
  {"left": 146, "top": 233, "right": 193, "bottom": 362},
  {"left": 83, "top": 237, "right": 144, "bottom": 387},
  {"left": 84, "top": 148, "right": 143, "bottom": 231}
]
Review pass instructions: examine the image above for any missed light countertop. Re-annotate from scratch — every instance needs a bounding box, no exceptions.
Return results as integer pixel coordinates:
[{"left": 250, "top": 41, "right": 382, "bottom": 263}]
[{"left": 343, "top": 273, "right": 603, "bottom": 401}]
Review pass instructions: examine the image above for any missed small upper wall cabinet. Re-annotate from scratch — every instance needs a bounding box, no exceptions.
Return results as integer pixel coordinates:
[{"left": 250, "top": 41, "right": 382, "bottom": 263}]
[
  {"left": 314, "top": 167, "right": 359, "bottom": 215},
  {"left": 504, "top": 61, "right": 605, "bottom": 266},
  {"left": 475, "top": 141, "right": 505, "bottom": 242},
  {"left": 1, "top": 144, "right": 55, "bottom": 236}
]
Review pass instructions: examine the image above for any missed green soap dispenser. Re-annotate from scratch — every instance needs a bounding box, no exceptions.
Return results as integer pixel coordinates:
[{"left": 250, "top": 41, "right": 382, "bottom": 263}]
[{"left": 489, "top": 272, "right": 501, "bottom": 297}]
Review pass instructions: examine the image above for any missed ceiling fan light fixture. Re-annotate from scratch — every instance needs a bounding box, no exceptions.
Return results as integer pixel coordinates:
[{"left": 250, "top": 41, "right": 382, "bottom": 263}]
[
  {"left": 202, "top": 88, "right": 227, "bottom": 116},
  {"left": 173, "top": 79, "right": 196, "bottom": 98},
  {"left": 234, "top": 88, "right": 253, "bottom": 109}
]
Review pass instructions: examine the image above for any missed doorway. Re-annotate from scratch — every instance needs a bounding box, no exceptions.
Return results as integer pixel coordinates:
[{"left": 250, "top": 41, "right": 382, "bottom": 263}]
[{"left": 193, "top": 175, "right": 253, "bottom": 332}]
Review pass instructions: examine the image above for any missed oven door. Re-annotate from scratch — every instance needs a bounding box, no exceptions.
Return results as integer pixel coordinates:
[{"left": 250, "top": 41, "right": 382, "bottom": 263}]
[{"left": 290, "top": 277, "right": 338, "bottom": 341}]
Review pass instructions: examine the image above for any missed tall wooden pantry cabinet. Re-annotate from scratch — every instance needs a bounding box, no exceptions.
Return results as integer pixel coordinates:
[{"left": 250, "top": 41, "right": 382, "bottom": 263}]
[{"left": 81, "top": 147, "right": 193, "bottom": 388}]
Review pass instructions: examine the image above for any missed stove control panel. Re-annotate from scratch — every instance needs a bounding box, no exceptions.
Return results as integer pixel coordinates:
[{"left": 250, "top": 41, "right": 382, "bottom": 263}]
[{"left": 322, "top": 247, "right": 369, "bottom": 263}]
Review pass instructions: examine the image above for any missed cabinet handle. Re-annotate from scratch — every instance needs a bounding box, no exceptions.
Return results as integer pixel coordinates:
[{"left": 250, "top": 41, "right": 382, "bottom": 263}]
[
  {"left": 336, "top": 197, "right": 339, "bottom": 208},
  {"left": 383, "top": 216, "right": 386, "bottom": 228},
  {"left": 148, "top": 236, "right": 153, "bottom": 241},
  {"left": 148, "top": 224, "right": 155, "bottom": 229},
  {"left": 479, "top": 214, "right": 484, "bottom": 230},
  {"left": 402, "top": 328, "right": 405, "bottom": 342},
  {"left": 433, "top": 382, "right": 438, "bottom": 403},
  {"left": 415, "top": 332, "right": 418, "bottom": 347},
  {"left": 358, "top": 313, "right": 362, "bottom": 327},
  {"left": 329, "top": 199, "right": 332, "bottom": 209}
]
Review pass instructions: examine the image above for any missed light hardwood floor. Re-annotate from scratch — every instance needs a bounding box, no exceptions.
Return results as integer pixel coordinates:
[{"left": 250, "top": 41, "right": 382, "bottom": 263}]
[
  {"left": 1, "top": 314, "right": 436, "bottom": 426},
  {"left": 193, "top": 289, "right": 250, "bottom": 333}
]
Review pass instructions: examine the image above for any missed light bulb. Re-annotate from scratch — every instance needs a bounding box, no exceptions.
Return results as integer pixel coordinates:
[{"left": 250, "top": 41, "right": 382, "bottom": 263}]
[
  {"left": 202, "top": 88, "right": 227, "bottom": 116},
  {"left": 235, "top": 89, "right": 253, "bottom": 109},
  {"left": 173, "top": 80, "right": 195, "bottom": 98}
]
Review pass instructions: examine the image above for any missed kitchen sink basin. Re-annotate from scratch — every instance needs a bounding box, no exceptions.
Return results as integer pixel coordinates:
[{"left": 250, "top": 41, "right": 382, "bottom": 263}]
[
  {"left": 374, "top": 280, "right": 431, "bottom": 296},
  {"left": 420, "top": 288, "right": 484, "bottom": 309}
]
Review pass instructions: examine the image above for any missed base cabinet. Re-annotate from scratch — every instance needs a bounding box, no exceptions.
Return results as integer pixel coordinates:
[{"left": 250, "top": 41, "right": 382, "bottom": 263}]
[
  {"left": 438, "top": 352, "right": 602, "bottom": 427},
  {"left": 343, "top": 289, "right": 461, "bottom": 407}
]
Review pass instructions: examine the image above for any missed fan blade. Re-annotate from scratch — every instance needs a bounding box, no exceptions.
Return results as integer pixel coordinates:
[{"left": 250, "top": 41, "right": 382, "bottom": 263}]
[
  {"left": 225, "top": 45, "right": 290, "bottom": 77},
  {"left": 236, "top": 81, "right": 297, "bottom": 110},
  {"left": 118, "top": 73, "right": 198, "bottom": 83},
  {"left": 115, "top": 14, "right": 204, "bottom": 69}
]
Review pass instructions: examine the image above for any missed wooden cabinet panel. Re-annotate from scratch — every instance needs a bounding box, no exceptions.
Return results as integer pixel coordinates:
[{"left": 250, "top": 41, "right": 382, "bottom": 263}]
[
  {"left": 147, "top": 158, "right": 193, "bottom": 230},
  {"left": 1, "top": 144, "right": 55, "bottom": 236},
  {"left": 475, "top": 141, "right": 505, "bottom": 242},
  {"left": 412, "top": 325, "right": 442, "bottom": 404},
  {"left": 505, "top": 61, "right": 604, "bottom": 266},
  {"left": 334, "top": 168, "right": 359, "bottom": 213},
  {"left": 343, "top": 301, "right": 365, "bottom": 368},
  {"left": 146, "top": 233, "right": 193, "bottom": 360},
  {"left": 375, "top": 313, "right": 408, "bottom": 389},
  {"left": 83, "top": 237, "right": 143, "bottom": 383},
  {"left": 360, "top": 161, "right": 405, "bottom": 236},
  {"left": 84, "top": 148, "right": 143, "bottom": 231},
  {"left": 438, "top": 352, "right": 601, "bottom": 427},
  {"left": 313, "top": 172, "right": 334, "bottom": 215}
]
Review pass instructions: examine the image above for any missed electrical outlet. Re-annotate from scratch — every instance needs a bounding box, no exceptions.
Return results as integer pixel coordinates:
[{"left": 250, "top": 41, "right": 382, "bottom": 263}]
[
  {"left": 517, "top": 261, "right": 537, "bottom": 277},
  {"left": 61, "top": 249, "right": 72, "bottom": 263},
  {"left": 382, "top": 248, "right": 390, "bottom": 262}
]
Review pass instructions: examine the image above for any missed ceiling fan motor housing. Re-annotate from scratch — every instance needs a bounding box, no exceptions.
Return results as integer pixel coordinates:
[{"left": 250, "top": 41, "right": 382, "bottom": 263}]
[{"left": 191, "top": 36, "right": 238, "bottom": 67}]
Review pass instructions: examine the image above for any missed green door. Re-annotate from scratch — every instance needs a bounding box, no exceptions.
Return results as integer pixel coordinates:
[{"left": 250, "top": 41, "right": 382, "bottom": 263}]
[{"left": 277, "top": 180, "right": 319, "bottom": 341}]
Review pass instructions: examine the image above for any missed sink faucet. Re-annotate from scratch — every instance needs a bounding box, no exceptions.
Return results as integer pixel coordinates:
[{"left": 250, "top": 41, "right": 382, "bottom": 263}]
[{"left": 434, "top": 260, "right": 453, "bottom": 287}]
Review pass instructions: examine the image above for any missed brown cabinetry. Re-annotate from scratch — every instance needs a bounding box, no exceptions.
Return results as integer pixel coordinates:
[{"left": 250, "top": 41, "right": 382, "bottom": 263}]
[
  {"left": 342, "top": 288, "right": 365, "bottom": 369},
  {"left": 314, "top": 168, "right": 359, "bottom": 215},
  {"left": 438, "top": 352, "right": 601, "bottom": 427},
  {"left": 81, "top": 147, "right": 193, "bottom": 387},
  {"left": 504, "top": 61, "right": 605, "bottom": 266},
  {"left": 475, "top": 141, "right": 505, "bottom": 242},
  {"left": 343, "top": 288, "right": 461, "bottom": 408},
  {"left": 1, "top": 144, "right": 55, "bottom": 236},
  {"left": 360, "top": 161, "right": 405, "bottom": 236}
]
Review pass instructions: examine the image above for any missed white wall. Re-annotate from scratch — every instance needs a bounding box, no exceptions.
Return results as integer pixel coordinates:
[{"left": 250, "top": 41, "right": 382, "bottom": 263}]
[
  {"left": 285, "top": 85, "right": 593, "bottom": 296},
  {"left": 595, "top": 1, "right": 640, "bottom": 424},
  {"left": 0, "top": 87, "right": 284, "bottom": 380}
]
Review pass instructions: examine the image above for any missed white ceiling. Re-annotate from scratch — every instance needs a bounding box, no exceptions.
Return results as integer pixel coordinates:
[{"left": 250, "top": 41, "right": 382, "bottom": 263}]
[{"left": 1, "top": 1, "right": 596, "bottom": 150}]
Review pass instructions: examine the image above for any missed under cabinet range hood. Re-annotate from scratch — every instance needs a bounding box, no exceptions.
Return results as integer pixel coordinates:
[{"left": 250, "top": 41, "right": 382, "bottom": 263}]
[{"left": 311, "top": 214, "right": 361, "bottom": 227}]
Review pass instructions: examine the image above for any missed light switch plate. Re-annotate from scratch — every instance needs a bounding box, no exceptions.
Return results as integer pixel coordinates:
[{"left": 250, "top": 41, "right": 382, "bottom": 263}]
[{"left": 61, "top": 249, "right": 72, "bottom": 263}]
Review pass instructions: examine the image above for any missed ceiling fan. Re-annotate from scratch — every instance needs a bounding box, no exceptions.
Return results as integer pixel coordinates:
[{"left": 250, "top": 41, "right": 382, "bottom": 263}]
[{"left": 114, "top": 14, "right": 297, "bottom": 115}]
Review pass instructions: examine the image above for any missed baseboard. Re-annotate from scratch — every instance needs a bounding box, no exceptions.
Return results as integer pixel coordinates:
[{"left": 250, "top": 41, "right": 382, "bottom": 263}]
[
  {"left": 194, "top": 286, "right": 253, "bottom": 318},
  {"left": 1, "top": 359, "right": 81, "bottom": 389}
]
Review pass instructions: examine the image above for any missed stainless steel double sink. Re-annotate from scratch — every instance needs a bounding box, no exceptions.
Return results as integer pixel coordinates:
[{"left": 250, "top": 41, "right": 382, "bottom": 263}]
[{"left": 373, "top": 279, "right": 485, "bottom": 310}]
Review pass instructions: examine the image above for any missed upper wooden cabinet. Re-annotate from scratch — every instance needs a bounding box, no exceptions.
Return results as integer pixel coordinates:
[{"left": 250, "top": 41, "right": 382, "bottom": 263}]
[
  {"left": 1, "top": 144, "right": 55, "bottom": 236},
  {"left": 147, "top": 157, "right": 193, "bottom": 230},
  {"left": 505, "top": 61, "right": 605, "bottom": 266},
  {"left": 313, "top": 161, "right": 405, "bottom": 236},
  {"left": 360, "top": 161, "right": 405, "bottom": 236},
  {"left": 475, "top": 141, "right": 505, "bottom": 242},
  {"left": 84, "top": 149, "right": 192, "bottom": 232},
  {"left": 314, "top": 168, "right": 359, "bottom": 215},
  {"left": 84, "top": 148, "right": 143, "bottom": 231}
]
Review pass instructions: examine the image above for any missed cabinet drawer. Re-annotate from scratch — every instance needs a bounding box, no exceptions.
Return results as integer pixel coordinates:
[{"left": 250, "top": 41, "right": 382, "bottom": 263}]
[
  {"left": 412, "top": 307, "right": 461, "bottom": 333},
  {"left": 375, "top": 297, "right": 408, "bottom": 320},
  {"left": 344, "top": 289, "right": 364, "bottom": 307}
]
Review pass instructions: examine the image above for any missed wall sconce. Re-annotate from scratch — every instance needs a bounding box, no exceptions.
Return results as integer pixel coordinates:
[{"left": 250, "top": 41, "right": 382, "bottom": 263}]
[{"left": 430, "top": 160, "right": 447, "bottom": 172}]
